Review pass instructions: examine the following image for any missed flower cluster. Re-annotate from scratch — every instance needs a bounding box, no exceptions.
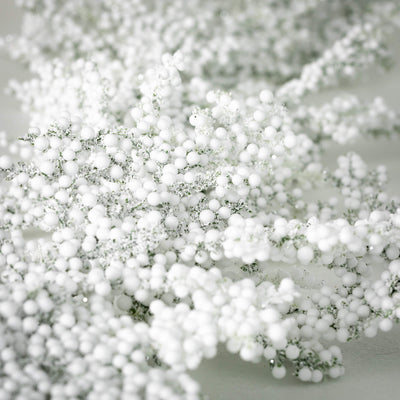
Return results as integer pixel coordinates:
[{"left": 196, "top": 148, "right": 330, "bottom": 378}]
[{"left": 1, "top": 0, "right": 400, "bottom": 399}]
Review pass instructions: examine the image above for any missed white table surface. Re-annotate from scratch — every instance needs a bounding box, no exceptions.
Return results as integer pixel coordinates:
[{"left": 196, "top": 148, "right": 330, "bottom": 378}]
[{"left": 1, "top": 1, "right": 400, "bottom": 399}]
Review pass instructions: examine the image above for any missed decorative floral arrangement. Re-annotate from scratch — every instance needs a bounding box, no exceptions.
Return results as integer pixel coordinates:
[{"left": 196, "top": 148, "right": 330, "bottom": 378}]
[{"left": 1, "top": 0, "right": 400, "bottom": 398}]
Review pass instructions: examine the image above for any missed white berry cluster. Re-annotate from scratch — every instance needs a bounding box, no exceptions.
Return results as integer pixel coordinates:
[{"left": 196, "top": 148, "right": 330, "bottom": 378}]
[
  {"left": 6, "top": 0, "right": 400, "bottom": 128},
  {"left": 276, "top": 22, "right": 394, "bottom": 103},
  {"left": 1, "top": 0, "right": 400, "bottom": 399},
  {"left": 294, "top": 95, "right": 400, "bottom": 145},
  {"left": 12, "top": 0, "right": 393, "bottom": 85}
]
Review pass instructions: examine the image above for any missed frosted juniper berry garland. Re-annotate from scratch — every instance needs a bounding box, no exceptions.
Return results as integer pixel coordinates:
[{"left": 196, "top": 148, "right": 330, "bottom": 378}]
[{"left": 0, "top": 1, "right": 400, "bottom": 399}]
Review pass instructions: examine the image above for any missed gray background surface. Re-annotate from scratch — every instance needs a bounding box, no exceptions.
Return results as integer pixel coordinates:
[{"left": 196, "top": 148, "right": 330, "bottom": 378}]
[{"left": 1, "top": 1, "right": 400, "bottom": 399}]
